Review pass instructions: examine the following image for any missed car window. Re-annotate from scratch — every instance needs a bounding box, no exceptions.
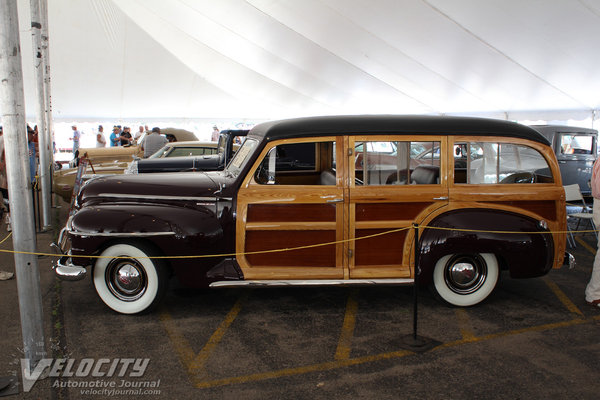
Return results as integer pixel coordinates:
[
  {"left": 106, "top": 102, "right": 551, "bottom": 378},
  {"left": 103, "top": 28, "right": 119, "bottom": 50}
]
[
  {"left": 254, "top": 141, "right": 335, "bottom": 185},
  {"left": 355, "top": 141, "right": 439, "bottom": 185},
  {"left": 454, "top": 142, "right": 553, "bottom": 184},
  {"left": 166, "top": 147, "right": 217, "bottom": 157},
  {"left": 559, "top": 134, "right": 594, "bottom": 155}
]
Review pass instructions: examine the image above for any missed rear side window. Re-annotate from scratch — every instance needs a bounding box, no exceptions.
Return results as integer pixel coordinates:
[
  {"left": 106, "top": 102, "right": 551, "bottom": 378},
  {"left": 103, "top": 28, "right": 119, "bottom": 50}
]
[
  {"left": 355, "top": 141, "right": 440, "bottom": 185},
  {"left": 454, "top": 142, "right": 553, "bottom": 184}
]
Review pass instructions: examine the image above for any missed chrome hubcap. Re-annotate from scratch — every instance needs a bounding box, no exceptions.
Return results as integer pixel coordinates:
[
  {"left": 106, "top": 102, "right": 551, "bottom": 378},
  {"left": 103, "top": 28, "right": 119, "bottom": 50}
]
[
  {"left": 444, "top": 255, "right": 487, "bottom": 295},
  {"left": 106, "top": 259, "right": 147, "bottom": 301}
]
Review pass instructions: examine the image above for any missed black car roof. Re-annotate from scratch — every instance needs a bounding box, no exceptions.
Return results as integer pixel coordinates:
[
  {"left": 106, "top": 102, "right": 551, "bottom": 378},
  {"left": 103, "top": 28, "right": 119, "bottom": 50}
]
[
  {"left": 530, "top": 125, "right": 598, "bottom": 135},
  {"left": 249, "top": 115, "right": 550, "bottom": 145}
]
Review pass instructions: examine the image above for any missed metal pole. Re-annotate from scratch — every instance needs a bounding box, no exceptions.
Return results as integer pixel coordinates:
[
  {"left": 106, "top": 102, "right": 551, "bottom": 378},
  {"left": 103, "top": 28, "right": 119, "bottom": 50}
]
[
  {"left": 30, "top": 0, "right": 51, "bottom": 229},
  {"left": 0, "top": 0, "right": 46, "bottom": 374},
  {"left": 40, "top": 0, "right": 54, "bottom": 168}
]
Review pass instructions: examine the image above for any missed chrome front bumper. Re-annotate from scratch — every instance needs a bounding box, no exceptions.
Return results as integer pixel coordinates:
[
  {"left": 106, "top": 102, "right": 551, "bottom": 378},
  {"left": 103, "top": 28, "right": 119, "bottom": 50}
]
[
  {"left": 52, "top": 227, "right": 88, "bottom": 281},
  {"left": 53, "top": 256, "right": 87, "bottom": 281}
]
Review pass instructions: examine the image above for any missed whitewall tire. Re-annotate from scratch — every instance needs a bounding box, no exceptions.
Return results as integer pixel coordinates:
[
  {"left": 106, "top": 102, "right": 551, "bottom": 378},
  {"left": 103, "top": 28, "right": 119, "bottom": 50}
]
[
  {"left": 93, "top": 243, "right": 168, "bottom": 314},
  {"left": 432, "top": 253, "right": 499, "bottom": 307}
]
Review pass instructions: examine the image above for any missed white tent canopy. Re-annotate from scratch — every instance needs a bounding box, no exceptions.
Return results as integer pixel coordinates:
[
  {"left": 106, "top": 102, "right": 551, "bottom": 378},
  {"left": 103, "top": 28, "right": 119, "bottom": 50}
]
[{"left": 11, "top": 0, "right": 600, "bottom": 125}]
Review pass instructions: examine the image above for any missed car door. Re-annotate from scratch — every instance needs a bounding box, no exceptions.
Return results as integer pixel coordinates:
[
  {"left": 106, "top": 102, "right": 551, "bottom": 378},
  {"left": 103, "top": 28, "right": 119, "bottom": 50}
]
[
  {"left": 236, "top": 137, "right": 347, "bottom": 280},
  {"left": 347, "top": 136, "right": 449, "bottom": 279}
]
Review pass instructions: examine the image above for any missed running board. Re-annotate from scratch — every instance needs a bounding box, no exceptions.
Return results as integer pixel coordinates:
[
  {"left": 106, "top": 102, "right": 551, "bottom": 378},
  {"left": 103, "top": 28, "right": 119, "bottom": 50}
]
[{"left": 209, "top": 279, "right": 414, "bottom": 288}]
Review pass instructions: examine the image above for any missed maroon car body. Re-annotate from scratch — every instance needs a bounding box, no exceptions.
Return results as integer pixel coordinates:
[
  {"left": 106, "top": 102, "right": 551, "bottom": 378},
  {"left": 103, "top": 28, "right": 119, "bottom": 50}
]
[{"left": 54, "top": 115, "right": 570, "bottom": 314}]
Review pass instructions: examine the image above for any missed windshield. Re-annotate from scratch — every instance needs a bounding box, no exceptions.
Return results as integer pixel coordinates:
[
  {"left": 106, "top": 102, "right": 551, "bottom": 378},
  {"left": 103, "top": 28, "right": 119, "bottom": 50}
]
[{"left": 226, "top": 138, "right": 259, "bottom": 177}]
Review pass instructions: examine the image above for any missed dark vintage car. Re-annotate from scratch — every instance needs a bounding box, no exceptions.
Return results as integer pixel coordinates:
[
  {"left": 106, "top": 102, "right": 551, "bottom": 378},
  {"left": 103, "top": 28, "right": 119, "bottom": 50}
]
[
  {"left": 125, "top": 130, "right": 248, "bottom": 174},
  {"left": 54, "top": 115, "right": 571, "bottom": 314},
  {"left": 531, "top": 125, "right": 598, "bottom": 196}
]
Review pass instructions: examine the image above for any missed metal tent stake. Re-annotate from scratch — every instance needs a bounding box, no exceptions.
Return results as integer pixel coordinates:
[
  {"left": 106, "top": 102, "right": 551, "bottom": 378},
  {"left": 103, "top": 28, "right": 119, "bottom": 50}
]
[{"left": 399, "top": 223, "right": 441, "bottom": 352}]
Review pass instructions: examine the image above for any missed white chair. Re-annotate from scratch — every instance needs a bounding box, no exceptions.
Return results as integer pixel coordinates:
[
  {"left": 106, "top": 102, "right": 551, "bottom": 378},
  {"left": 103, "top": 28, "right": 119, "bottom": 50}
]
[{"left": 564, "top": 184, "right": 597, "bottom": 248}]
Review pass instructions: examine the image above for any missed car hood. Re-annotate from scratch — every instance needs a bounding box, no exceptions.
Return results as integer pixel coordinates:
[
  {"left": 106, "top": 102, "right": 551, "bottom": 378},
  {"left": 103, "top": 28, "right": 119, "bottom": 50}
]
[{"left": 78, "top": 171, "right": 221, "bottom": 204}]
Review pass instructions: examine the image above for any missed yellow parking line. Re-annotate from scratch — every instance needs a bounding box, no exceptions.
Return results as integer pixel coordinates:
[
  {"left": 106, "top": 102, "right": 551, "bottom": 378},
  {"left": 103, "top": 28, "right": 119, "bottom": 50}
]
[
  {"left": 334, "top": 289, "right": 359, "bottom": 360},
  {"left": 543, "top": 278, "right": 584, "bottom": 316},
  {"left": 575, "top": 237, "right": 596, "bottom": 255},
  {"left": 158, "top": 308, "right": 197, "bottom": 375},
  {"left": 195, "top": 349, "right": 414, "bottom": 389},
  {"left": 191, "top": 291, "right": 249, "bottom": 372},
  {"left": 196, "top": 316, "right": 597, "bottom": 389},
  {"left": 454, "top": 309, "right": 476, "bottom": 340},
  {"left": 159, "top": 291, "right": 248, "bottom": 385},
  {"left": 436, "top": 317, "right": 589, "bottom": 350},
  {"left": 161, "top": 293, "right": 600, "bottom": 390}
]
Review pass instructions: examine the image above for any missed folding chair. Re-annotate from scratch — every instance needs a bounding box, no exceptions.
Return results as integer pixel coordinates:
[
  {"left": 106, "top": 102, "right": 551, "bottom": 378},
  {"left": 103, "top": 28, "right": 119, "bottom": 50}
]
[{"left": 563, "top": 184, "right": 597, "bottom": 248}]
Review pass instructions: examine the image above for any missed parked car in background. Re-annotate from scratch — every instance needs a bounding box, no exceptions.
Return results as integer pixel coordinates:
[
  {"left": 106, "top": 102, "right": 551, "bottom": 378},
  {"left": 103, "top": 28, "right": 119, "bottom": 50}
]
[
  {"left": 70, "top": 128, "right": 198, "bottom": 167},
  {"left": 53, "top": 128, "right": 199, "bottom": 202},
  {"left": 54, "top": 115, "right": 570, "bottom": 314},
  {"left": 531, "top": 125, "right": 597, "bottom": 195},
  {"left": 125, "top": 130, "right": 247, "bottom": 174}
]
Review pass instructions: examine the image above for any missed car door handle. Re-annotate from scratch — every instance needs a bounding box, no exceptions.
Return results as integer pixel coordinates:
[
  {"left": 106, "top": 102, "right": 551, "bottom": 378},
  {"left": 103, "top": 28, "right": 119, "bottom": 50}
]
[{"left": 433, "top": 196, "right": 448, "bottom": 201}]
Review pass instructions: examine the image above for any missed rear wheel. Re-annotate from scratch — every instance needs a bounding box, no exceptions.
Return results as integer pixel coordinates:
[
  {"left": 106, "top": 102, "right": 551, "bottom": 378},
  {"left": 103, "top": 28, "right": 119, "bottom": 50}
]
[
  {"left": 93, "top": 243, "right": 168, "bottom": 314},
  {"left": 432, "top": 253, "right": 499, "bottom": 306}
]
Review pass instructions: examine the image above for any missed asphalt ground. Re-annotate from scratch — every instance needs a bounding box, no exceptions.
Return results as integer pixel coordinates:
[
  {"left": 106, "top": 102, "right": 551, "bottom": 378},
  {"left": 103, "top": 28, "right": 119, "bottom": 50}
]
[{"left": 0, "top": 197, "right": 599, "bottom": 399}]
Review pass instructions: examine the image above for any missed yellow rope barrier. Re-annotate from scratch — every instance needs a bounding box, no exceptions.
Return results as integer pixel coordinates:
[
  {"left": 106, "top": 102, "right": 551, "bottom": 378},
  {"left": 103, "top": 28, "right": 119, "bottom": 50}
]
[{"left": 0, "top": 224, "right": 595, "bottom": 260}]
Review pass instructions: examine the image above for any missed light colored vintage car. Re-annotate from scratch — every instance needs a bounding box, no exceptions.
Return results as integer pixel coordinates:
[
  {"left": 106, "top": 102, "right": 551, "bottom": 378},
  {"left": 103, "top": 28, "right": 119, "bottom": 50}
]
[
  {"left": 55, "top": 115, "right": 571, "bottom": 315},
  {"left": 71, "top": 127, "right": 199, "bottom": 165},
  {"left": 53, "top": 128, "right": 201, "bottom": 202}
]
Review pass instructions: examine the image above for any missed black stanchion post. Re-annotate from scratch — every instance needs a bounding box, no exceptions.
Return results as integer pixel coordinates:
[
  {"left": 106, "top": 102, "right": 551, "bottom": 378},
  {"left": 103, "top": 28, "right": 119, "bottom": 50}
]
[
  {"left": 399, "top": 223, "right": 441, "bottom": 352},
  {"left": 412, "top": 223, "right": 419, "bottom": 340}
]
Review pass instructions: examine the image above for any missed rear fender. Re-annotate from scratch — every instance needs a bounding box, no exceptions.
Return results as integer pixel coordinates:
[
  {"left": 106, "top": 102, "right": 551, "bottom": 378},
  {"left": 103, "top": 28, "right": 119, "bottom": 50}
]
[{"left": 419, "top": 209, "right": 554, "bottom": 286}]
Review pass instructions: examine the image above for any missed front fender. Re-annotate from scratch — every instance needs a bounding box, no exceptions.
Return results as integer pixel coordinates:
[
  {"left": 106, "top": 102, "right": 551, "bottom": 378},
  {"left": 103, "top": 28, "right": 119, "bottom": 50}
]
[
  {"left": 70, "top": 203, "right": 221, "bottom": 239},
  {"left": 419, "top": 209, "right": 554, "bottom": 286}
]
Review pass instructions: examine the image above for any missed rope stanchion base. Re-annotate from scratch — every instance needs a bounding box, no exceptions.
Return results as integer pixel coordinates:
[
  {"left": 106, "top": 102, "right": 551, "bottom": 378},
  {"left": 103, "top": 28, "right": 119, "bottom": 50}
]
[
  {"left": 396, "top": 224, "right": 443, "bottom": 353},
  {"left": 398, "top": 334, "right": 442, "bottom": 353}
]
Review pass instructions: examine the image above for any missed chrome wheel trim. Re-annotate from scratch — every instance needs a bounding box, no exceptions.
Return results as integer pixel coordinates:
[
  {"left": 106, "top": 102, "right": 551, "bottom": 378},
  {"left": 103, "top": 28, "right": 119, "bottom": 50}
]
[
  {"left": 105, "top": 258, "right": 148, "bottom": 302},
  {"left": 443, "top": 254, "right": 487, "bottom": 295}
]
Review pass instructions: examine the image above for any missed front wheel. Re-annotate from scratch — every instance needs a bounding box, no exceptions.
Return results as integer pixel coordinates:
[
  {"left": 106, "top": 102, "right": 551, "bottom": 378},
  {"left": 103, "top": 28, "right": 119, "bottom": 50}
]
[
  {"left": 93, "top": 243, "right": 168, "bottom": 314},
  {"left": 431, "top": 253, "right": 499, "bottom": 307}
]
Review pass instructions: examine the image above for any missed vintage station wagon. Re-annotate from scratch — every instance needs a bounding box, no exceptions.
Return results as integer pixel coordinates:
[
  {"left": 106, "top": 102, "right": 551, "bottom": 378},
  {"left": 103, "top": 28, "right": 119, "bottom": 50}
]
[{"left": 54, "top": 115, "right": 571, "bottom": 314}]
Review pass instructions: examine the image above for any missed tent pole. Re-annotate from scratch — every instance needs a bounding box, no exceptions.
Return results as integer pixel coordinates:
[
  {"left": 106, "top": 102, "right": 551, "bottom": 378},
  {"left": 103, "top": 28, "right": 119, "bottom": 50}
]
[
  {"left": 30, "top": 0, "right": 51, "bottom": 230},
  {"left": 0, "top": 0, "right": 46, "bottom": 376},
  {"left": 40, "top": 0, "right": 55, "bottom": 178}
]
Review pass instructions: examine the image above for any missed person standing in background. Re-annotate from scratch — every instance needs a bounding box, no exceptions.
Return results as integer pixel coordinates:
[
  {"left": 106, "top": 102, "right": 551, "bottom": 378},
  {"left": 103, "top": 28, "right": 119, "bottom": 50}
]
[
  {"left": 120, "top": 126, "right": 133, "bottom": 146},
  {"left": 110, "top": 126, "right": 120, "bottom": 147},
  {"left": 70, "top": 125, "right": 81, "bottom": 154},
  {"left": 211, "top": 125, "right": 220, "bottom": 141},
  {"left": 134, "top": 125, "right": 146, "bottom": 144},
  {"left": 141, "top": 127, "right": 167, "bottom": 158},
  {"left": 27, "top": 126, "right": 37, "bottom": 184},
  {"left": 0, "top": 126, "right": 12, "bottom": 273},
  {"left": 96, "top": 125, "right": 107, "bottom": 147},
  {"left": 586, "top": 158, "right": 600, "bottom": 308}
]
